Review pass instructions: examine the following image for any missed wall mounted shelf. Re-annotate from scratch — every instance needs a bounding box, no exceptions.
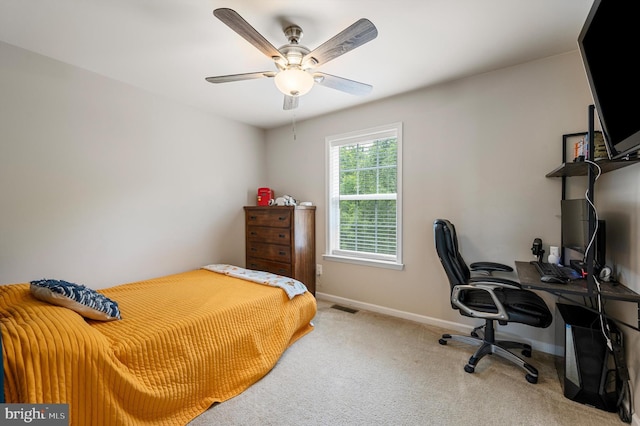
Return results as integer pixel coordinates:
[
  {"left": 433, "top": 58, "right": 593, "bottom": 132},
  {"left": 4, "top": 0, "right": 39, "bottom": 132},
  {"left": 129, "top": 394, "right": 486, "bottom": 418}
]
[{"left": 546, "top": 158, "right": 640, "bottom": 178}]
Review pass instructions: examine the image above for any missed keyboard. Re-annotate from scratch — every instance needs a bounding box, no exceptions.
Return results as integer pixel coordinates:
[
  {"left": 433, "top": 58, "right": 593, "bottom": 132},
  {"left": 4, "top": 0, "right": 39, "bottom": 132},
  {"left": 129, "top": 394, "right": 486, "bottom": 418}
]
[{"left": 530, "top": 261, "right": 581, "bottom": 281}]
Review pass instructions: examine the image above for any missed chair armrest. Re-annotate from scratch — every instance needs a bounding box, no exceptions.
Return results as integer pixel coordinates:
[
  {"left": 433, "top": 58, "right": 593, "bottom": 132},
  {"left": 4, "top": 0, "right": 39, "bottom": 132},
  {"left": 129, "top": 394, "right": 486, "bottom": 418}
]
[
  {"left": 469, "top": 276, "right": 521, "bottom": 289},
  {"left": 470, "top": 261, "right": 513, "bottom": 273},
  {"left": 451, "top": 279, "right": 520, "bottom": 322}
]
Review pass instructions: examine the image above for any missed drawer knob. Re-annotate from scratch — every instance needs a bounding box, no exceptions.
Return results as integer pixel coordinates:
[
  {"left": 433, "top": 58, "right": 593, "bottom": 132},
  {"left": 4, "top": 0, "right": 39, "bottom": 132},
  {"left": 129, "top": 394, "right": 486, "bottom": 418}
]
[
  {"left": 250, "top": 231, "right": 257, "bottom": 236},
  {"left": 279, "top": 234, "right": 285, "bottom": 238},
  {"left": 278, "top": 251, "right": 286, "bottom": 256},
  {"left": 278, "top": 216, "right": 286, "bottom": 221},
  {"left": 249, "top": 215, "right": 257, "bottom": 220},
  {"left": 250, "top": 247, "right": 257, "bottom": 252}
]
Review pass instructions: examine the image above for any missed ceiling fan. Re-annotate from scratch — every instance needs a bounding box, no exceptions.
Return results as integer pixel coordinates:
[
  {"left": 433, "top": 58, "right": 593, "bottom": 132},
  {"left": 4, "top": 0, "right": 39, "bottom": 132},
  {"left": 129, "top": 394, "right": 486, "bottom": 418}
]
[{"left": 205, "top": 8, "right": 378, "bottom": 110}]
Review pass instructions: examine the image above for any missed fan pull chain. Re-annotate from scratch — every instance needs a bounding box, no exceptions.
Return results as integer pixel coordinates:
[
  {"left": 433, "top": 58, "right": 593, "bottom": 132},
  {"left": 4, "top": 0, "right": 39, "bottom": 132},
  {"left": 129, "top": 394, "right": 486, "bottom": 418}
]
[{"left": 291, "top": 111, "right": 297, "bottom": 141}]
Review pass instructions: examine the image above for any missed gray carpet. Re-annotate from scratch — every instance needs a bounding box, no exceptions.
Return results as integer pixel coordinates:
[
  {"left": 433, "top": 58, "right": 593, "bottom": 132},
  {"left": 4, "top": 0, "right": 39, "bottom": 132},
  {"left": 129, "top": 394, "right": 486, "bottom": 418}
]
[{"left": 189, "top": 300, "right": 622, "bottom": 425}]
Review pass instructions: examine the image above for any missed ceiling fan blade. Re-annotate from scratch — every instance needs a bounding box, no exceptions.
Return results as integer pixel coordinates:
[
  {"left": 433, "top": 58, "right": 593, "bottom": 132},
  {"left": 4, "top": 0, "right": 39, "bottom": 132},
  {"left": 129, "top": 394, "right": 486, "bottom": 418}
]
[
  {"left": 283, "top": 95, "right": 299, "bottom": 110},
  {"left": 205, "top": 71, "right": 276, "bottom": 84},
  {"left": 313, "top": 73, "right": 373, "bottom": 96},
  {"left": 303, "top": 19, "right": 378, "bottom": 68},
  {"left": 214, "top": 8, "right": 285, "bottom": 62}
]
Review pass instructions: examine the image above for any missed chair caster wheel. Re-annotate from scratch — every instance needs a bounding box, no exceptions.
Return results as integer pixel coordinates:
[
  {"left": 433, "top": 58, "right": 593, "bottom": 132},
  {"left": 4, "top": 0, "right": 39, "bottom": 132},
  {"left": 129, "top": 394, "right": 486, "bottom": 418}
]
[
  {"left": 464, "top": 364, "right": 475, "bottom": 374},
  {"left": 522, "top": 349, "right": 532, "bottom": 357},
  {"left": 438, "top": 338, "right": 447, "bottom": 345},
  {"left": 525, "top": 374, "right": 538, "bottom": 384}
]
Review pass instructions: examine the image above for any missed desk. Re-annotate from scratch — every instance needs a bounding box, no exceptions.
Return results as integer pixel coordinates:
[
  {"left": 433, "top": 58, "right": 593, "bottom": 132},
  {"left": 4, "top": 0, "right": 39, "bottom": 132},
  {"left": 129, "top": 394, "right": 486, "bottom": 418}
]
[{"left": 515, "top": 261, "right": 640, "bottom": 328}]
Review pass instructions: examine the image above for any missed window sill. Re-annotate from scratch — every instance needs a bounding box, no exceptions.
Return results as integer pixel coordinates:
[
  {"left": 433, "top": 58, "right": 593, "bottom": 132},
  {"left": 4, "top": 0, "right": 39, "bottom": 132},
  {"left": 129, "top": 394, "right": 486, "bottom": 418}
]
[{"left": 322, "top": 254, "right": 404, "bottom": 270}]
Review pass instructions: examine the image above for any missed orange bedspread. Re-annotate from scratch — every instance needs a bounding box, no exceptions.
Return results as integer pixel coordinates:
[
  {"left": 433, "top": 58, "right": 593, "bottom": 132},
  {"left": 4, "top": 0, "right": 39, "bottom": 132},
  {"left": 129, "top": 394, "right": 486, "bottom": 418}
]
[{"left": 0, "top": 269, "right": 316, "bottom": 425}]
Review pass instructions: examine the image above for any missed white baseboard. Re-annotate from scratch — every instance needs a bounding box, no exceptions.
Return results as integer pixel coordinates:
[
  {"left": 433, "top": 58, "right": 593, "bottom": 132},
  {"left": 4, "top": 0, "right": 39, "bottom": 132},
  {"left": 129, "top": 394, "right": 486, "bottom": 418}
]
[{"left": 316, "top": 292, "right": 563, "bottom": 356}]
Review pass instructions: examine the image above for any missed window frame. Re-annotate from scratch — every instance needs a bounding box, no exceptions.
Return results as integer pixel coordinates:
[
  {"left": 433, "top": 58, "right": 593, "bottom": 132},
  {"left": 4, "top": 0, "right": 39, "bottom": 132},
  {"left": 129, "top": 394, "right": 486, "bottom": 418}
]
[{"left": 324, "top": 122, "right": 403, "bottom": 270}]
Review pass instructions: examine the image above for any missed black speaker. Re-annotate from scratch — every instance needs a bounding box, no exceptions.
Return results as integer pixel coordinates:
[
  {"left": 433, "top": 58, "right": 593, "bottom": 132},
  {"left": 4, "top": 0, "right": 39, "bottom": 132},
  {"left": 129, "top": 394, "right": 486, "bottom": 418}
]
[{"left": 555, "top": 303, "right": 619, "bottom": 412}]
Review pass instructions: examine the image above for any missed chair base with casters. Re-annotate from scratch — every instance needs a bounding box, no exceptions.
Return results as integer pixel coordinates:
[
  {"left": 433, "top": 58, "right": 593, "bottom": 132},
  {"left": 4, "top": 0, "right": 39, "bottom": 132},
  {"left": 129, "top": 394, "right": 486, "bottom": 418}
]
[{"left": 438, "top": 319, "right": 539, "bottom": 384}]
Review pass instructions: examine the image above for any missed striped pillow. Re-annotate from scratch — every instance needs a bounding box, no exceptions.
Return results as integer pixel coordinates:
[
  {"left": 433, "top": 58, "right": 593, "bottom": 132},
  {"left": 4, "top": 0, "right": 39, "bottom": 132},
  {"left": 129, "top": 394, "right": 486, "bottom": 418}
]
[{"left": 30, "top": 279, "right": 121, "bottom": 321}]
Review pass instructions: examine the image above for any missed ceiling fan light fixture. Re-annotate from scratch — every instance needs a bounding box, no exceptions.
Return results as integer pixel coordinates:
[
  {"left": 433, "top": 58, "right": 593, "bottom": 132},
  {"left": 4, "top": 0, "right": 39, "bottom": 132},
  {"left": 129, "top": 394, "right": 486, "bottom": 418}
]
[{"left": 274, "top": 68, "right": 314, "bottom": 97}]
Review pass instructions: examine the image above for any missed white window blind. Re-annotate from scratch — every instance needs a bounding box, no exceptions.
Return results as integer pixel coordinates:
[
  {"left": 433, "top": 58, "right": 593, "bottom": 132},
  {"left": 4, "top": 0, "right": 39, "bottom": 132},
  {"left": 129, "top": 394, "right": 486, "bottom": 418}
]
[{"left": 325, "top": 122, "right": 403, "bottom": 269}]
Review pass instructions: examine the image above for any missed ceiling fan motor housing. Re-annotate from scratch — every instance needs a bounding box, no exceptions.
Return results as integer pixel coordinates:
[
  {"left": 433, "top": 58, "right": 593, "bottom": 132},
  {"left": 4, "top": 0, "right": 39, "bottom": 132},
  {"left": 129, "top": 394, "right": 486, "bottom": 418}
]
[
  {"left": 284, "top": 25, "right": 303, "bottom": 44},
  {"left": 277, "top": 44, "right": 311, "bottom": 69}
]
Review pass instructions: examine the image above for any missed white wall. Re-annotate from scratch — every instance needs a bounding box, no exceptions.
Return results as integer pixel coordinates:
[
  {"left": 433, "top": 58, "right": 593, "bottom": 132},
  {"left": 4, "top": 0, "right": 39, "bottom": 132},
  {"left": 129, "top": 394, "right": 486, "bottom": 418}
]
[{"left": 0, "top": 41, "right": 265, "bottom": 288}]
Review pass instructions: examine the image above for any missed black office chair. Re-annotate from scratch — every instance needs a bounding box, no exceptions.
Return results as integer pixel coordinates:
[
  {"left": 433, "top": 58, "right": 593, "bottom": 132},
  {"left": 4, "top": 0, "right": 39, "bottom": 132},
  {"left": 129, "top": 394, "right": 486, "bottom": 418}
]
[{"left": 433, "top": 219, "right": 552, "bottom": 383}]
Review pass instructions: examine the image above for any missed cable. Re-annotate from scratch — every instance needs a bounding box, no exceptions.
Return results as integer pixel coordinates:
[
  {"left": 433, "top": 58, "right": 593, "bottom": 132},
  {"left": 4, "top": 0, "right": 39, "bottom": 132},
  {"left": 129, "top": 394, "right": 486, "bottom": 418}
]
[
  {"left": 593, "top": 275, "right": 613, "bottom": 351},
  {"left": 582, "top": 159, "right": 614, "bottom": 357},
  {"left": 291, "top": 110, "right": 298, "bottom": 141},
  {"left": 593, "top": 274, "right": 635, "bottom": 423},
  {"left": 582, "top": 159, "right": 602, "bottom": 265},
  {"left": 582, "top": 160, "right": 611, "bottom": 349}
]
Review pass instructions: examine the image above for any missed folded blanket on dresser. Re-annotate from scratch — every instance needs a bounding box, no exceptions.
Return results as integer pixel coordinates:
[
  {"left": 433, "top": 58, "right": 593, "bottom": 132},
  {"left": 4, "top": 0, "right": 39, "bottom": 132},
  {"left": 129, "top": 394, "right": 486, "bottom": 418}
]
[{"left": 0, "top": 269, "right": 317, "bottom": 425}]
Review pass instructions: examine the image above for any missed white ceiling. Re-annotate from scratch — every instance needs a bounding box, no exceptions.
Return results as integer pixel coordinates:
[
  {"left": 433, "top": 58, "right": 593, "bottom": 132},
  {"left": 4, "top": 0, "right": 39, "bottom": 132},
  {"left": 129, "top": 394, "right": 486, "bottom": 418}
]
[{"left": 0, "top": 0, "right": 594, "bottom": 129}]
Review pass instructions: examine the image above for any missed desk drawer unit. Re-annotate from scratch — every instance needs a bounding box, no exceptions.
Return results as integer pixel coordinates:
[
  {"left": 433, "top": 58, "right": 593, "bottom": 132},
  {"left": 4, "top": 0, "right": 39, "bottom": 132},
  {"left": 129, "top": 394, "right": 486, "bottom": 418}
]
[{"left": 244, "top": 206, "right": 316, "bottom": 295}]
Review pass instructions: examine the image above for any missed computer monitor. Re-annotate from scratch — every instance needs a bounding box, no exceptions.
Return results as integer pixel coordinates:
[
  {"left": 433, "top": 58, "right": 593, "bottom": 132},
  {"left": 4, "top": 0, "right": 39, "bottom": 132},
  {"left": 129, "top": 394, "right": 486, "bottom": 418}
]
[{"left": 561, "top": 199, "right": 605, "bottom": 270}]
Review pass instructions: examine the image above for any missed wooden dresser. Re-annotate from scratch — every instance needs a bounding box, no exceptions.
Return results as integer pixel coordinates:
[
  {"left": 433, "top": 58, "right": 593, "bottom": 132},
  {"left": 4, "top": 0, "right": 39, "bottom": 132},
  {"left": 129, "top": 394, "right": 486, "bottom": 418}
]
[{"left": 244, "top": 206, "right": 316, "bottom": 295}]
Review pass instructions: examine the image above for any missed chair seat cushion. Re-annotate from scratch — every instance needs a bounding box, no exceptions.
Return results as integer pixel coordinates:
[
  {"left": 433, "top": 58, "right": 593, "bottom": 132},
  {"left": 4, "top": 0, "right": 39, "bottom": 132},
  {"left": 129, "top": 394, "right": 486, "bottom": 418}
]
[{"left": 459, "top": 287, "right": 552, "bottom": 328}]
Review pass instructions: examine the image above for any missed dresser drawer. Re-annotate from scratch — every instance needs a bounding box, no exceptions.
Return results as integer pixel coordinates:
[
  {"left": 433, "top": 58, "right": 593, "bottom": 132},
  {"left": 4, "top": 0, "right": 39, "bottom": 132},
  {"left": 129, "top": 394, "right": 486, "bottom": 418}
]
[
  {"left": 246, "top": 257, "right": 292, "bottom": 277},
  {"left": 246, "top": 242, "right": 292, "bottom": 263},
  {"left": 247, "top": 226, "right": 291, "bottom": 245},
  {"left": 245, "top": 209, "right": 291, "bottom": 227}
]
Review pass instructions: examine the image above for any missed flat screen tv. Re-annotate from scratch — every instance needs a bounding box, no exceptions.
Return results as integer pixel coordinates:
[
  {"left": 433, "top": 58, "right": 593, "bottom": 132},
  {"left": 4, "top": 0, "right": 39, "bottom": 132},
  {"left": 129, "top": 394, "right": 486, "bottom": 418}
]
[{"left": 578, "top": 0, "right": 640, "bottom": 159}]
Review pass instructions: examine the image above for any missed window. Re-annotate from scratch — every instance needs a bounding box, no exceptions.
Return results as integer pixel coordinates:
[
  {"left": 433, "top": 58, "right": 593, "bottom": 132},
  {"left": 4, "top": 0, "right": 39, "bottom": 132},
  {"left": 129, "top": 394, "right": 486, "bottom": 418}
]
[{"left": 325, "top": 122, "right": 403, "bottom": 269}]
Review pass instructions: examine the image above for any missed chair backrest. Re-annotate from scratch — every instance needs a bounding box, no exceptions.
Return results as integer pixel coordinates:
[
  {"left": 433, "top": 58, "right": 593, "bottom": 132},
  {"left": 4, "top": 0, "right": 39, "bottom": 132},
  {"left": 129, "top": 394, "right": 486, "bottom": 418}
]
[{"left": 433, "top": 219, "right": 471, "bottom": 288}]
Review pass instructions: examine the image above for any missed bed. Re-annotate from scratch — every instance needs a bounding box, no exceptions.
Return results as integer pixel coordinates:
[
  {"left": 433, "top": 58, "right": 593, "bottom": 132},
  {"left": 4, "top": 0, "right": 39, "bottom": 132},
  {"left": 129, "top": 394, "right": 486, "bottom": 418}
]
[{"left": 0, "top": 266, "right": 317, "bottom": 425}]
